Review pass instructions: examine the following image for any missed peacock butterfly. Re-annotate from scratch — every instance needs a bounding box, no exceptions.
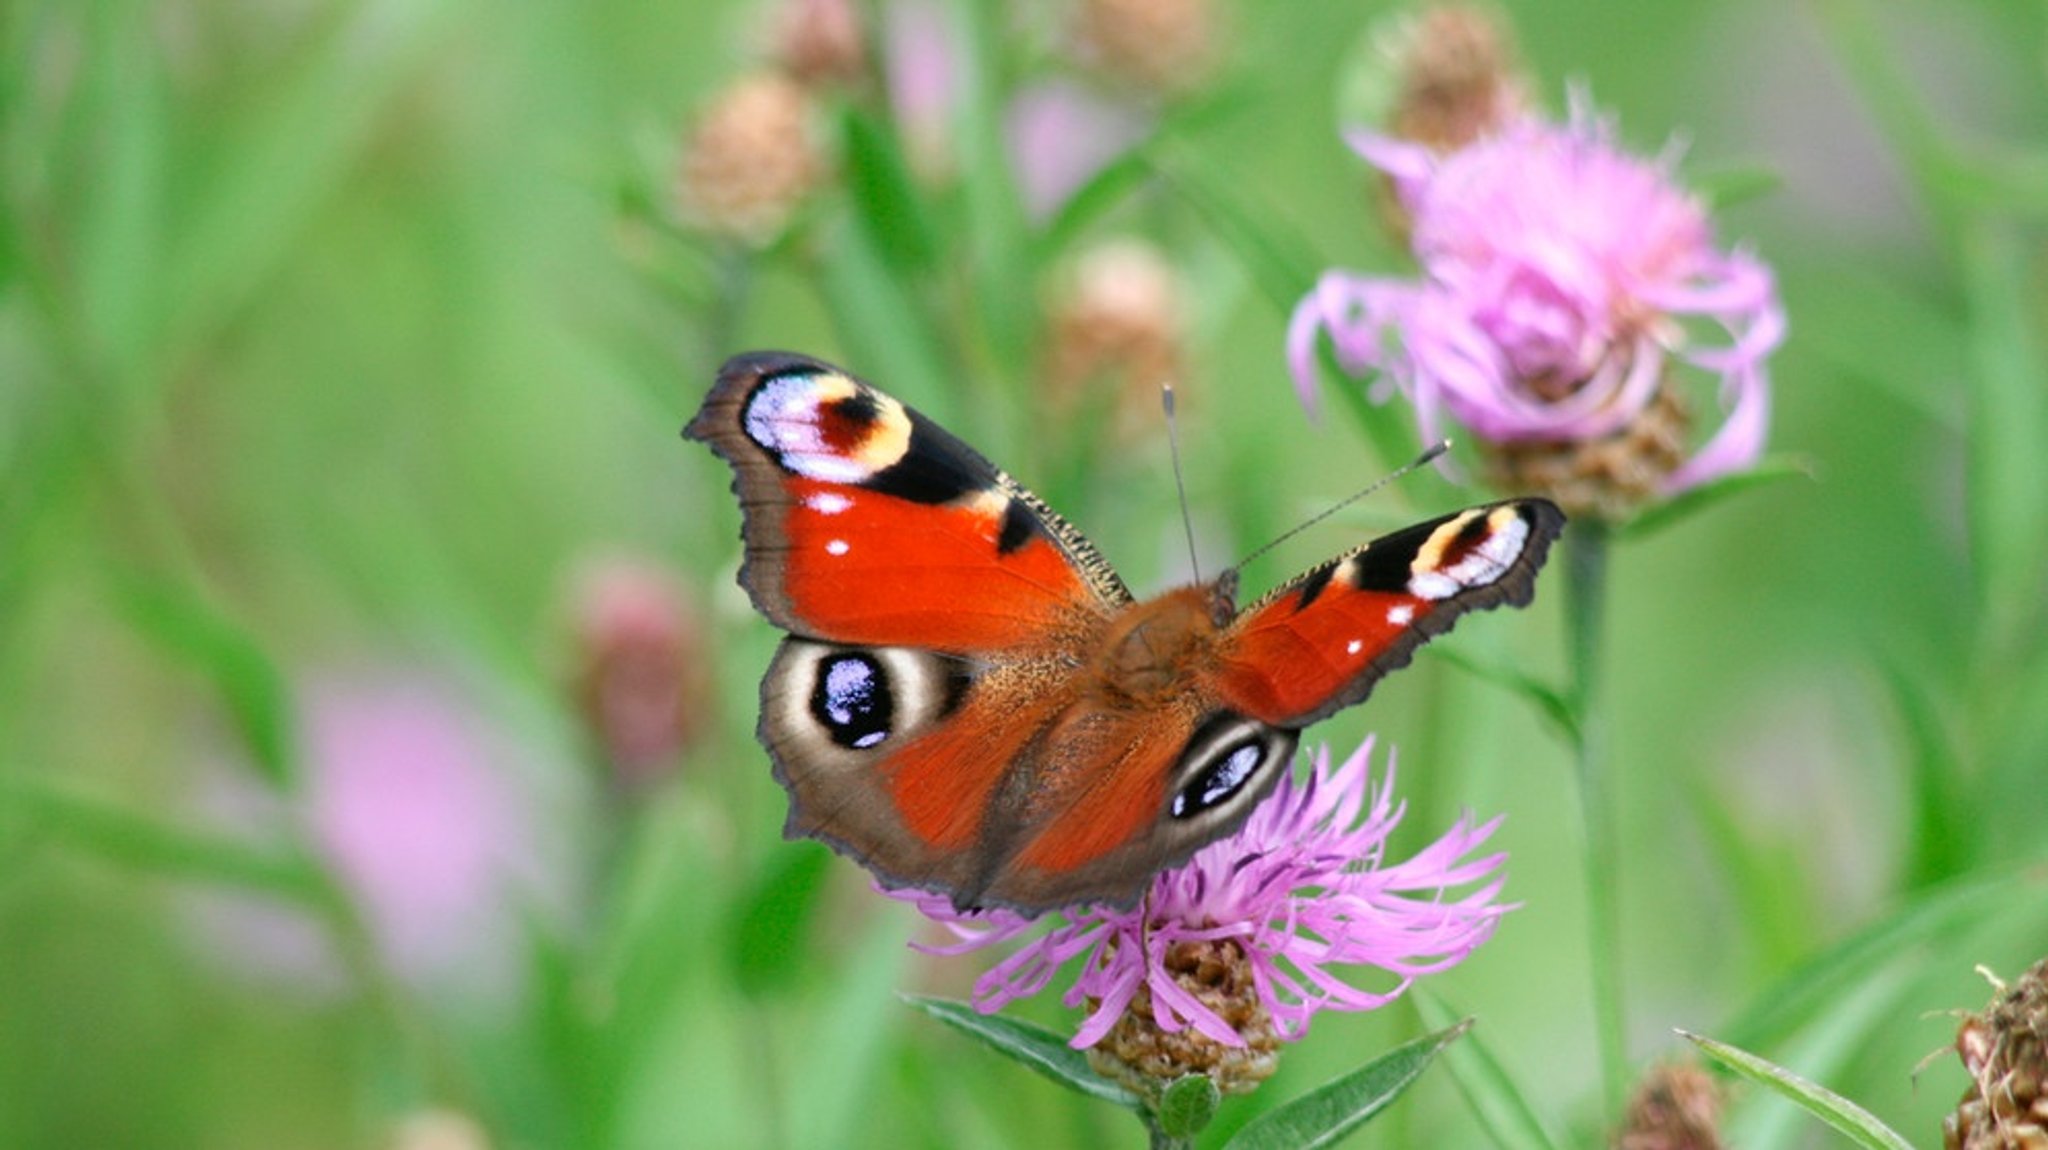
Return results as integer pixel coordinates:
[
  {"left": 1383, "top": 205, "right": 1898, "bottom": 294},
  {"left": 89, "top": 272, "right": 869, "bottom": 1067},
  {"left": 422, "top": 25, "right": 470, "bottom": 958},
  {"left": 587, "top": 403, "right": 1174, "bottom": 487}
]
[{"left": 687, "top": 351, "right": 1563, "bottom": 915}]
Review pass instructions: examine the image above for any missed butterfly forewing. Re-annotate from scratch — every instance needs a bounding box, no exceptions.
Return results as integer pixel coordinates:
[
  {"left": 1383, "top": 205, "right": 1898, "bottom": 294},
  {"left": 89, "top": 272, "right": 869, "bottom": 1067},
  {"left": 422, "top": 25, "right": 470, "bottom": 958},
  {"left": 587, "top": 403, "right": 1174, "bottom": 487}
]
[
  {"left": 1211, "top": 501, "right": 1564, "bottom": 728},
  {"left": 685, "top": 352, "right": 1130, "bottom": 653}
]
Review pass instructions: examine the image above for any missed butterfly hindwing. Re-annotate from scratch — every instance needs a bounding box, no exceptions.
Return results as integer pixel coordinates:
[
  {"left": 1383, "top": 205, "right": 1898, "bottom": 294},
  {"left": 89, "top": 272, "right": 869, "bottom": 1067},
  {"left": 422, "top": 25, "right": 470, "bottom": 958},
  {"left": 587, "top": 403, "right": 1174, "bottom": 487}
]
[
  {"left": 685, "top": 352, "right": 1131, "bottom": 653},
  {"left": 762, "top": 633, "right": 1299, "bottom": 912},
  {"left": 1211, "top": 500, "right": 1565, "bottom": 728}
]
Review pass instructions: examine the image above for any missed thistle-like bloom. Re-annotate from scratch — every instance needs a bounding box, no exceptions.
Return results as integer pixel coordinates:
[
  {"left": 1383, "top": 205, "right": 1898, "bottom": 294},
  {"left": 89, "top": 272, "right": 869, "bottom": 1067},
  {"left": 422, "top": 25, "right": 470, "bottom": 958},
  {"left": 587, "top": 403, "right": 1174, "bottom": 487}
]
[
  {"left": 1289, "top": 93, "right": 1784, "bottom": 501},
  {"left": 189, "top": 668, "right": 570, "bottom": 1005},
  {"left": 894, "top": 738, "right": 1508, "bottom": 1075}
]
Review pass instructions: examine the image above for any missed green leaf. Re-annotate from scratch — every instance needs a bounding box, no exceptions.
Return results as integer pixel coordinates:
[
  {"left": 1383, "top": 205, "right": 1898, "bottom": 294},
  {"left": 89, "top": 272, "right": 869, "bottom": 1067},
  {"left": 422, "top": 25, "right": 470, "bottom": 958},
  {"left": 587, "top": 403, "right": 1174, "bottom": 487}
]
[
  {"left": 110, "top": 570, "right": 297, "bottom": 787},
  {"left": 1681, "top": 1031, "right": 1915, "bottom": 1150},
  {"left": 1721, "top": 866, "right": 2040, "bottom": 1051},
  {"left": 161, "top": 0, "right": 458, "bottom": 364},
  {"left": 954, "top": 0, "right": 1038, "bottom": 372},
  {"left": 1427, "top": 645, "right": 1579, "bottom": 748},
  {"left": 814, "top": 212, "right": 957, "bottom": 424},
  {"left": 75, "top": 5, "right": 167, "bottom": 385},
  {"left": 1156, "top": 1074, "right": 1221, "bottom": 1139},
  {"left": 793, "top": 910, "right": 916, "bottom": 1150},
  {"left": 1225, "top": 1020, "right": 1471, "bottom": 1150},
  {"left": 1615, "top": 455, "right": 1814, "bottom": 540},
  {"left": 1141, "top": 141, "right": 1317, "bottom": 322},
  {"left": 1878, "top": 661, "right": 1972, "bottom": 886},
  {"left": 1682, "top": 771, "right": 1824, "bottom": 975},
  {"left": 1812, "top": 0, "right": 1961, "bottom": 227},
  {"left": 1958, "top": 218, "right": 2048, "bottom": 638},
  {"left": 1038, "top": 84, "right": 1245, "bottom": 256},
  {"left": 727, "top": 842, "right": 832, "bottom": 996},
  {"left": 1413, "top": 992, "right": 1564, "bottom": 1150},
  {"left": 902, "top": 995, "right": 1142, "bottom": 1110},
  {"left": 0, "top": 769, "right": 321, "bottom": 900},
  {"left": 1691, "top": 163, "right": 1784, "bottom": 212},
  {"left": 840, "top": 105, "right": 939, "bottom": 277}
]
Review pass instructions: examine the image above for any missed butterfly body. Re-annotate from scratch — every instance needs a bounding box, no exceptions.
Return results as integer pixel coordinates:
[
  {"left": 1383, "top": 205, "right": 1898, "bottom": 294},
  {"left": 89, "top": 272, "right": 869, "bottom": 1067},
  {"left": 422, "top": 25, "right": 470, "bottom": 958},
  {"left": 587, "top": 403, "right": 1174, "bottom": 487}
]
[{"left": 688, "top": 351, "right": 1563, "bottom": 914}]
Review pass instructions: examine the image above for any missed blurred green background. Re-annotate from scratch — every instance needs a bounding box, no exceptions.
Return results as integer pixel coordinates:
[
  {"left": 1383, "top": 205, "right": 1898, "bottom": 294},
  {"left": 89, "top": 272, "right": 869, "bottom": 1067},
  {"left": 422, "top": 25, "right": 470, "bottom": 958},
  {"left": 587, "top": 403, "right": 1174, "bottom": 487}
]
[{"left": 4, "top": 0, "right": 2046, "bottom": 1146}]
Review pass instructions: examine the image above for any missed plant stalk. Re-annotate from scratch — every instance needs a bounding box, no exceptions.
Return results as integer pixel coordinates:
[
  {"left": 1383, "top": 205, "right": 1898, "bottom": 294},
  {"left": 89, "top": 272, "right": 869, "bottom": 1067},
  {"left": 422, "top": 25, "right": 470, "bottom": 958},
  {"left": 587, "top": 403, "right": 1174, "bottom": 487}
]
[{"left": 1564, "top": 518, "right": 1628, "bottom": 1116}]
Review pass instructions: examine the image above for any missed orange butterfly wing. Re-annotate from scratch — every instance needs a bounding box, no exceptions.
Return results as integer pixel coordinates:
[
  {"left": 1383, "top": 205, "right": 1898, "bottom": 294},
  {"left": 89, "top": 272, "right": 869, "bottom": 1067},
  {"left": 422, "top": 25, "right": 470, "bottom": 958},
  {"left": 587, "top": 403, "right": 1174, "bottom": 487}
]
[
  {"left": 686, "top": 352, "right": 1129, "bottom": 651},
  {"left": 1212, "top": 501, "right": 1564, "bottom": 727}
]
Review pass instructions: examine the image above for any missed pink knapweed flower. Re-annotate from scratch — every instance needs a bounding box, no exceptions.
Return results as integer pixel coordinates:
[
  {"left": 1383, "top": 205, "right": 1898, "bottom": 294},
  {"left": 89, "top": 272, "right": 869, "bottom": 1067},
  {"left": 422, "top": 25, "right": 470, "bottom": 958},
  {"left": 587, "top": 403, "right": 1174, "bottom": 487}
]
[
  {"left": 894, "top": 737, "right": 1508, "bottom": 1051},
  {"left": 884, "top": 0, "right": 964, "bottom": 175},
  {"left": 1007, "top": 79, "right": 1148, "bottom": 219},
  {"left": 1290, "top": 93, "right": 1784, "bottom": 495},
  {"left": 188, "top": 667, "right": 572, "bottom": 1006}
]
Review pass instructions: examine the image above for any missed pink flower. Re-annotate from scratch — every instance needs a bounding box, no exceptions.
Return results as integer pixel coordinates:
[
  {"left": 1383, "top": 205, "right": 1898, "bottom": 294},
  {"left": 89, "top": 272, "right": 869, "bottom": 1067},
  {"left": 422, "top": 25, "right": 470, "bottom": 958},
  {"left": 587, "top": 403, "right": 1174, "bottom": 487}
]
[
  {"left": 1006, "top": 80, "right": 1148, "bottom": 219},
  {"left": 303, "top": 672, "right": 564, "bottom": 991},
  {"left": 1290, "top": 92, "right": 1784, "bottom": 493},
  {"left": 893, "top": 737, "right": 1509, "bottom": 1049},
  {"left": 883, "top": 0, "right": 964, "bottom": 175},
  {"left": 188, "top": 667, "right": 572, "bottom": 1005}
]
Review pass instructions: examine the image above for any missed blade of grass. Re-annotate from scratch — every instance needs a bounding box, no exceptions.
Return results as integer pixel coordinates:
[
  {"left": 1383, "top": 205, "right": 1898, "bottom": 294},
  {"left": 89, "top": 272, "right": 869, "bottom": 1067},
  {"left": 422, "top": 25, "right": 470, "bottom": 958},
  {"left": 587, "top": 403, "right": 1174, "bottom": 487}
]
[
  {"left": 1683, "top": 1030, "right": 1914, "bottom": 1150},
  {"left": 1720, "top": 865, "right": 2038, "bottom": 1051},
  {"left": 1413, "top": 992, "right": 1563, "bottom": 1150},
  {"left": 109, "top": 569, "right": 298, "bottom": 788},
  {"left": 0, "top": 768, "right": 320, "bottom": 900}
]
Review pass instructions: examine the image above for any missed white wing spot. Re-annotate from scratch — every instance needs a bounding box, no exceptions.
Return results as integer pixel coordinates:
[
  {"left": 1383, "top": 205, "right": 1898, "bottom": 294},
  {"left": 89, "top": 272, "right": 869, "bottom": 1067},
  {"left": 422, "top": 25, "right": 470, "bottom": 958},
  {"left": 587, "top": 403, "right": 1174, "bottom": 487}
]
[
  {"left": 825, "top": 539, "right": 850, "bottom": 556},
  {"left": 742, "top": 373, "right": 908, "bottom": 482},
  {"left": 1387, "top": 604, "right": 1414, "bottom": 626},
  {"left": 1410, "top": 514, "right": 1531, "bottom": 600},
  {"left": 807, "top": 492, "right": 853, "bottom": 514},
  {"left": 1345, "top": 639, "right": 1363, "bottom": 656}
]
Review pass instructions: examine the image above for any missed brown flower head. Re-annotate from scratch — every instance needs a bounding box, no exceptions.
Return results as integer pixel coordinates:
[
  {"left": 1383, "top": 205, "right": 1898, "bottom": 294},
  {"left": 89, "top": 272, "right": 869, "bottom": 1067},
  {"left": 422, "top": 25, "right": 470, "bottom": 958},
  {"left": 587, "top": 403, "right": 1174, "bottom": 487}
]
[
  {"left": 1047, "top": 238, "right": 1187, "bottom": 429},
  {"left": 1069, "top": 0, "right": 1220, "bottom": 98},
  {"left": 1616, "top": 1061, "right": 1725, "bottom": 1150},
  {"left": 1084, "top": 938, "right": 1281, "bottom": 1102},
  {"left": 768, "top": 0, "right": 867, "bottom": 90},
  {"left": 566, "top": 557, "right": 710, "bottom": 787},
  {"left": 677, "top": 71, "right": 826, "bottom": 244},
  {"left": 1946, "top": 958, "right": 2048, "bottom": 1150},
  {"left": 1383, "top": 3, "right": 1529, "bottom": 155}
]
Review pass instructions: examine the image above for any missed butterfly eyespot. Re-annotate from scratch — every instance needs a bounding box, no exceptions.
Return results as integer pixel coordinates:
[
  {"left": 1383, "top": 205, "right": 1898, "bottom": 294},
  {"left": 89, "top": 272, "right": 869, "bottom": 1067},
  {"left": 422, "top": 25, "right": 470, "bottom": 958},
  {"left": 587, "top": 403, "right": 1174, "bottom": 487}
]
[
  {"left": 810, "top": 653, "right": 895, "bottom": 749},
  {"left": 1169, "top": 715, "right": 1297, "bottom": 821},
  {"left": 1173, "top": 740, "right": 1262, "bottom": 817}
]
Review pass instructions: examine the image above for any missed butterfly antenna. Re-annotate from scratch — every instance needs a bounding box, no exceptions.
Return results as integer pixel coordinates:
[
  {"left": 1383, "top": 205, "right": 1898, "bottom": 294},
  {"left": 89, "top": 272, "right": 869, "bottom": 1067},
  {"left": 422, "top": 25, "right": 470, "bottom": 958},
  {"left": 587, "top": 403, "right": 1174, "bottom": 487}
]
[
  {"left": 1162, "top": 383, "right": 1203, "bottom": 584},
  {"left": 1235, "top": 440, "right": 1452, "bottom": 572}
]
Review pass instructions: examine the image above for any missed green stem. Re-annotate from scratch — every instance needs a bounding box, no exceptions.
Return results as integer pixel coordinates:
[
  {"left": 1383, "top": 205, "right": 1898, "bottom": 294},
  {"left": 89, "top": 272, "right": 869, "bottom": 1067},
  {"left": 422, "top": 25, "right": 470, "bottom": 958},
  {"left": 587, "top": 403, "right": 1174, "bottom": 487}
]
[
  {"left": 1563, "top": 518, "right": 1627, "bottom": 1117},
  {"left": 1144, "top": 1116, "right": 1193, "bottom": 1150}
]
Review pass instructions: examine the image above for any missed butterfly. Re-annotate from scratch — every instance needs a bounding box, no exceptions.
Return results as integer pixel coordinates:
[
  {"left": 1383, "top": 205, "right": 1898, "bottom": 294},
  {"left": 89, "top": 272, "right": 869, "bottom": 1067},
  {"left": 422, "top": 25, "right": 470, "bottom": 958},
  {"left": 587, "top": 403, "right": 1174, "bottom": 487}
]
[{"left": 687, "top": 351, "right": 1564, "bottom": 915}]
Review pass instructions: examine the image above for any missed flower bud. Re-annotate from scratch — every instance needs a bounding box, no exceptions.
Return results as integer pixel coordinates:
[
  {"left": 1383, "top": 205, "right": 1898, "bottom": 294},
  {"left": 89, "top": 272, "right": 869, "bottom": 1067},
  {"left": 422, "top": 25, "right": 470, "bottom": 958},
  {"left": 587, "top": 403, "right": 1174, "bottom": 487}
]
[
  {"left": 1047, "top": 239, "right": 1187, "bottom": 430},
  {"left": 1615, "top": 1061, "right": 1724, "bottom": 1150},
  {"left": 769, "top": 0, "right": 867, "bottom": 91},
  {"left": 1070, "top": 0, "right": 1219, "bottom": 99},
  {"left": 1384, "top": 3, "right": 1528, "bottom": 155},
  {"left": 677, "top": 71, "right": 826, "bottom": 244},
  {"left": 567, "top": 557, "right": 710, "bottom": 788}
]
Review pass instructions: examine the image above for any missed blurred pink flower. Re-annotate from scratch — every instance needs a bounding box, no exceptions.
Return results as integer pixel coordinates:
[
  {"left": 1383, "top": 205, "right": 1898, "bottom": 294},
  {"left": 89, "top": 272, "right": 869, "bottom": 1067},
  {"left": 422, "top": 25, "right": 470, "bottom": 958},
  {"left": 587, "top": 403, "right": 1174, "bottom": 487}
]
[
  {"left": 189, "top": 668, "right": 570, "bottom": 1005},
  {"left": 303, "top": 672, "right": 561, "bottom": 991},
  {"left": 1006, "top": 80, "right": 1148, "bottom": 219},
  {"left": 884, "top": 0, "right": 964, "bottom": 174},
  {"left": 893, "top": 736, "right": 1509, "bottom": 1049},
  {"left": 1290, "top": 92, "right": 1784, "bottom": 493}
]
